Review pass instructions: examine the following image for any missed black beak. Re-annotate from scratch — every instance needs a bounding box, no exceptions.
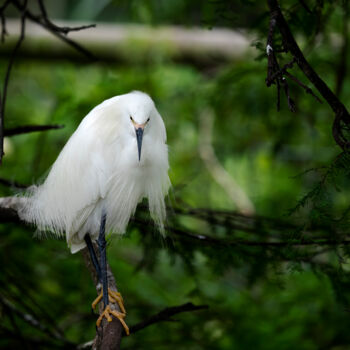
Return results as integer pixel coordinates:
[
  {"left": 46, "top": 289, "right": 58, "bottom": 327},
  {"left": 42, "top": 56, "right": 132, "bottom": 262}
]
[{"left": 135, "top": 128, "right": 144, "bottom": 161}]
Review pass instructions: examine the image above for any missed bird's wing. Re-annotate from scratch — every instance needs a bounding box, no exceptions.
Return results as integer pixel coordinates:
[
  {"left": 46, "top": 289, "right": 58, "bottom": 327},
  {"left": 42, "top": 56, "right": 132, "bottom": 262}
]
[
  {"left": 24, "top": 97, "right": 122, "bottom": 242},
  {"left": 64, "top": 98, "right": 122, "bottom": 235}
]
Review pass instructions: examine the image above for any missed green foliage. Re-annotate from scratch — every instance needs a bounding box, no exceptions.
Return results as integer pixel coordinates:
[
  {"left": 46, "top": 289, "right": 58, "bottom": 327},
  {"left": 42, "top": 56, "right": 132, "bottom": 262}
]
[{"left": 2, "top": 0, "right": 350, "bottom": 349}]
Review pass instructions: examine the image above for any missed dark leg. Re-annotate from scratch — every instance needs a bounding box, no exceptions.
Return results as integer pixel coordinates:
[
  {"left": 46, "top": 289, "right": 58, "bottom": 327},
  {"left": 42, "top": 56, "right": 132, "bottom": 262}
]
[
  {"left": 89, "top": 212, "right": 129, "bottom": 334},
  {"left": 97, "top": 211, "right": 109, "bottom": 308},
  {"left": 84, "top": 234, "right": 101, "bottom": 282}
]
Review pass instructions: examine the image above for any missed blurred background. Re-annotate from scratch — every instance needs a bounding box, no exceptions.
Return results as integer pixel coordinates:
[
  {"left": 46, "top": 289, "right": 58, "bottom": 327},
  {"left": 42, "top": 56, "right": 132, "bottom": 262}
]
[{"left": 1, "top": 0, "right": 350, "bottom": 349}]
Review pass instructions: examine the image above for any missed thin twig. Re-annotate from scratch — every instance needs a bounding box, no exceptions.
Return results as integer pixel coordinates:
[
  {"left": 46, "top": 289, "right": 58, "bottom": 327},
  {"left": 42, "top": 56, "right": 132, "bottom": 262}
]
[
  {"left": 284, "top": 71, "right": 322, "bottom": 103},
  {"left": 276, "top": 77, "right": 281, "bottom": 110},
  {"left": 266, "top": 57, "right": 296, "bottom": 86},
  {"left": 0, "top": 3, "right": 8, "bottom": 42},
  {"left": 265, "top": 9, "right": 296, "bottom": 112},
  {"left": 280, "top": 76, "right": 296, "bottom": 112},
  {"left": 265, "top": 10, "right": 278, "bottom": 86},
  {"left": 132, "top": 217, "right": 350, "bottom": 248},
  {"left": 37, "top": 0, "right": 95, "bottom": 35},
  {"left": 0, "top": 0, "right": 10, "bottom": 42},
  {"left": 11, "top": 0, "right": 96, "bottom": 61}
]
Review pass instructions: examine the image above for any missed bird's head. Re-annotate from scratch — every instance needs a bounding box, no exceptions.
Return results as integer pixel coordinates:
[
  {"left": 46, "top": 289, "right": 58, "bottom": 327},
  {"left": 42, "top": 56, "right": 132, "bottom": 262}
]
[
  {"left": 129, "top": 115, "right": 150, "bottom": 161},
  {"left": 121, "top": 91, "right": 165, "bottom": 162}
]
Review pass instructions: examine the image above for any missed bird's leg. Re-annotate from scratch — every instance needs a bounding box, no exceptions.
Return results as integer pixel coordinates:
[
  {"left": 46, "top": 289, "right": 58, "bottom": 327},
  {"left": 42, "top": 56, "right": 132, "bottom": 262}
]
[
  {"left": 93, "top": 211, "right": 129, "bottom": 335},
  {"left": 98, "top": 212, "right": 109, "bottom": 309},
  {"left": 84, "top": 233, "right": 105, "bottom": 310},
  {"left": 84, "top": 233, "right": 101, "bottom": 282}
]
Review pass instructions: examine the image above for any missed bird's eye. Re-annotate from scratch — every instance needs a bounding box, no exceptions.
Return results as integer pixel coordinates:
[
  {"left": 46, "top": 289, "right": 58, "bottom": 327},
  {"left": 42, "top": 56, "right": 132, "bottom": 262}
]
[
  {"left": 146, "top": 117, "right": 150, "bottom": 123},
  {"left": 130, "top": 116, "right": 133, "bottom": 121}
]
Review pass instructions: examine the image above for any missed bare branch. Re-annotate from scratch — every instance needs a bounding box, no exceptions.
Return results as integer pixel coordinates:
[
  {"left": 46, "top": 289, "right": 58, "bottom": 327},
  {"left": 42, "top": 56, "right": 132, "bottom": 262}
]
[
  {"left": 0, "top": 0, "right": 96, "bottom": 164},
  {"left": 11, "top": 0, "right": 97, "bottom": 61},
  {"left": 280, "top": 76, "right": 296, "bottom": 112},
  {"left": 127, "top": 303, "right": 208, "bottom": 335},
  {"left": 284, "top": 71, "right": 322, "bottom": 103},
  {"left": 132, "top": 217, "right": 350, "bottom": 249},
  {"left": 77, "top": 302, "right": 208, "bottom": 348},
  {"left": 265, "top": 10, "right": 278, "bottom": 87},
  {"left": 265, "top": 10, "right": 296, "bottom": 112},
  {"left": 82, "top": 244, "right": 124, "bottom": 350},
  {"left": 37, "top": 0, "right": 96, "bottom": 35},
  {"left": 0, "top": 0, "right": 9, "bottom": 43},
  {"left": 4, "top": 124, "right": 64, "bottom": 137},
  {"left": 276, "top": 77, "right": 281, "bottom": 111},
  {"left": 1, "top": 196, "right": 350, "bottom": 249},
  {"left": 0, "top": 0, "right": 27, "bottom": 164},
  {"left": 266, "top": 0, "right": 350, "bottom": 149},
  {"left": 266, "top": 58, "right": 296, "bottom": 85}
]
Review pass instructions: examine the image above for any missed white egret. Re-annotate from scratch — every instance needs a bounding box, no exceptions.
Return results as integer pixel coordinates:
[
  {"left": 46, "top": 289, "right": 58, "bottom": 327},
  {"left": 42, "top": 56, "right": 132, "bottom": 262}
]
[{"left": 19, "top": 91, "right": 171, "bottom": 333}]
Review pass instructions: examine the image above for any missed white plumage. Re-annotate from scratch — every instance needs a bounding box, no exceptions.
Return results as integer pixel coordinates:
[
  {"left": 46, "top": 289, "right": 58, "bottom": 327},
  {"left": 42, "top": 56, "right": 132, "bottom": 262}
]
[{"left": 20, "top": 91, "right": 171, "bottom": 253}]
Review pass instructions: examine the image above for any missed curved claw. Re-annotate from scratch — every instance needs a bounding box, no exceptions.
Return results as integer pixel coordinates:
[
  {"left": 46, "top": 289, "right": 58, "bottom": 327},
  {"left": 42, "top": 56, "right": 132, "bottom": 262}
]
[
  {"left": 108, "top": 290, "right": 126, "bottom": 314},
  {"left": 92, "top": 288, "right": 129, "bottom": 335},
  {"left": 109, "top": 308, "right": 130, "bottom": 335},
  {"left": 91, "top": 292, "right": 103, "bottom": 310},
  {"left": 96, "top": 305, "right": 129, "bottom": 335}
]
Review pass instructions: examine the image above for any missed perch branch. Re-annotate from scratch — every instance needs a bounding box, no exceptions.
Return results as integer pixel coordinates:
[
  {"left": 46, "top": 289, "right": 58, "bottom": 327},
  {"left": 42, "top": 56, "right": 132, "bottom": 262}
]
[
  {"left": 78, "top": 302, "right": 208, "bottom": 348},
  {"left": 82, "top": 244, "right": 124, "bottom": 350}
]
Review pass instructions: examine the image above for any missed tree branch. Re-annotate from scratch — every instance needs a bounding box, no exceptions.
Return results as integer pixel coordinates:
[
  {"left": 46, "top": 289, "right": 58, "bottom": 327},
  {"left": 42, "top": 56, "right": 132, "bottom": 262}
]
[
  {"left": 37, "top": 0, "right": 96, "bottom": 35},
  {"left": 11, "top": 0, "right": 97, "bottom": 61},
  {"left": 1, "top": 196, "right": 350, "bottom": 249},
  {"left": 0, "top": 0, "right": 10, "bottom": 42},
  {"left": 4, "top": 124, "right": 64, "bottom": 137},
  {"left": 81, "top": 244, "right": 124, "bottom": 350},
  {"left": 266, "top": 0, "right": 350, "bottom": 149},
  {"left": 127, "top": 302, "right": 208, "bottom": 335},
  {"left": 77, "top": 302, "right": 208, "bottom": 348},
  {"left": 0, "top": 0, "right": 27, "bottom": 164},
  {"left": 0, "top": 0, "right": 96, "bottom": 164}
]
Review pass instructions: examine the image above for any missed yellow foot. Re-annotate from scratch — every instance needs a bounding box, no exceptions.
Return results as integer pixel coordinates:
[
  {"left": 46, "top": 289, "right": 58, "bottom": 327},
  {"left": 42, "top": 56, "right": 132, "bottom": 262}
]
[
  {"left": 96, "top": 305, "right": 129, "bottom": 335},
  {"left": 92, "top": 288, "right": 129, "bottom": 335}
]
